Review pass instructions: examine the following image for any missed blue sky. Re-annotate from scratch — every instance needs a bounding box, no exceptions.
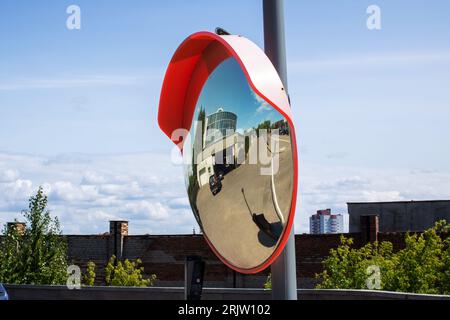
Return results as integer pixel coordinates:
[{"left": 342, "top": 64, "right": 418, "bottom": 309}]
[
  {"left": 193, "top": 57, "right": 282, "bottom": 130},
  {"left": 1, "top": 1, "right": 449, "bottom": 234}
]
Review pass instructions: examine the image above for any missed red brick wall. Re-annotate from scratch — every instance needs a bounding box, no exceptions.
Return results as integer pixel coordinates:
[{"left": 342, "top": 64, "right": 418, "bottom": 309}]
[
  {"left": 295, "top": 233, "right": 362, "bottom": 278},
  {"left": 378, "top": 232, "right": 408, "bottom": 251},
  {"left": 1, "top": 231, "right": 408, "bottom": 288},
  {"left": 122, "top": 235, "right": 230, "bottom": 286},
  {"left": 64, "top": 232, "right": 373, "bottom": 288}
]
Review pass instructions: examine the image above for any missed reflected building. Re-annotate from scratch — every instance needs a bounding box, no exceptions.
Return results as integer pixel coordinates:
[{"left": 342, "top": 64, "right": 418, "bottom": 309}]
[
  {"left": 196, "top": 107, "right": 243, "bottom": 187},
  {"left": 204, "top": 108, "right": 237, "bottom": 147}
]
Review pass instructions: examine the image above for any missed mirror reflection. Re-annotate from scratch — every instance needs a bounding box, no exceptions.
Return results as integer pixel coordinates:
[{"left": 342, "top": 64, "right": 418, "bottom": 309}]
[{"left": 184, "top": 57, "right": 294, "bottom": 270}]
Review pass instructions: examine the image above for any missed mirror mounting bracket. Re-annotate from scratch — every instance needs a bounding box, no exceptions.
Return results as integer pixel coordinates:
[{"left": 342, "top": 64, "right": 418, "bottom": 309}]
[{"left": 215, "top": 27, "right": 231, "bottom": 36}]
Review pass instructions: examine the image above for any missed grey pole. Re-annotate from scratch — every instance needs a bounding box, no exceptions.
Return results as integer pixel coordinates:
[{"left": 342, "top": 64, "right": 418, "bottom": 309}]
[{"left": 263, "top": 0, "right": 298, "bottom": 300}]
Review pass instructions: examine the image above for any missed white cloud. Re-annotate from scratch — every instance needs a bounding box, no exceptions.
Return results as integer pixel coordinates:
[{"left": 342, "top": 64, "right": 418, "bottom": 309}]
[
  {"left": 168, "top": 197, "right": 190, "bottom": 208},
  {"left": 316, "top": 176, "right": 370, "bottom": 191},
  {"left": 359, "top": 190, "right": 403, "bottom": 202},
  {"left": 1, "top": 151, "right": 450, "bottom": 235},
  {"left": 295, "top": 163, "right": 450, "bottom": 233},
  {"left": 0, "top": 179, "right": 34, "bottom": 201},
  {"left": 252, "top": 91, "right": 272, "bottom": 113},
  {"left": 48, "top": 181, "right": 99, "bottom": 202},
  {"left": 0, "top": 169, "right": 19, "bottom": 182},
  {"left": 0, "top": 151, "right": 191, "bottom": 234},
  {"left": 124, "top": 201, "right": 170, "bottom": 221},
  {"left": 256, "top": 104, "right": 272, "bottom": 113},
  {"left": 81, "top": 171, "right": 107, "bottom": 185}
]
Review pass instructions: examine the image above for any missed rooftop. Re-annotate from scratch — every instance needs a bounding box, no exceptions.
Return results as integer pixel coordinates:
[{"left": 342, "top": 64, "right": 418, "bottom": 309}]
[{"left": 347, "top": 200, "right": 450, "bottom": 205}]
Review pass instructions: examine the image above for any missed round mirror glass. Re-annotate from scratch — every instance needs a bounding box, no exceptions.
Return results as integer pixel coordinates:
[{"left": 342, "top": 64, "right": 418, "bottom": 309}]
[{"left": 183, "top": 57, "right": 294, "bottom": 271}]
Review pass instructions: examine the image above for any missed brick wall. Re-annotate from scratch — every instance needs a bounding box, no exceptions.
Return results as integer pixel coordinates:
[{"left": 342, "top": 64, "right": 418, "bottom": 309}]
[
  {"left": 66, "top": 235, "right": 110, "bottom": 286},
  {"left": 378, "top": 232, "right": 409, "bottom": 251},
  {"left": 1, "top": 217, "right": 410, "bottom": 288},
  {"left": 122, "top": 235, "right": 230, "bottom": 287},
  {"left": 61, "top": 230, "right": 381, "bottom": 288},
  {"left": 295, "top": 233, "right": 363, "bottom": 287}
]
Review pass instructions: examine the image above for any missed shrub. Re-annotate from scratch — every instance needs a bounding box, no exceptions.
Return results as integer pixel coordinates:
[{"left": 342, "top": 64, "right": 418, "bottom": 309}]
[
  {"left": 105, "top": 255, "right": 156, "bottom": 287},
  {"left": 316, "top": 220, "right": 450, "bottom": 294},
  {"left": 264, "top": 274, "right": 272, "bottom": 289},
  {"left": 83, "top": 261, "right": 96, "bottom": 286}
]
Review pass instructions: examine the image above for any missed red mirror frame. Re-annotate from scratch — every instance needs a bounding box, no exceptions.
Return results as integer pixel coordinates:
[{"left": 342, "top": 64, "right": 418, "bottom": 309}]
[{"left": 158, "top": 31, "right": 298, "bottom": 274}]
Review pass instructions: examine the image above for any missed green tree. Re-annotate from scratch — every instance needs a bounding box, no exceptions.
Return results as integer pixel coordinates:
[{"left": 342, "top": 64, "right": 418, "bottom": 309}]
[
  {"left": 83, "top": 261, "right": 96, "bottom": 286},
  {"left": 384, "top": 220, "right": 449, "bottom": 294},
  {"left": 255, "top": 120, "right": 272, "bottom": 138},
  {"left": 263, "top": 274, "right": 272, "bottom": 289},
  {"left": 316, "top": 220, "right": 450, "bottom": 295},
  {"left": 443, "top": 234, "right": 450, "bottom": 294},
  {"left": 0, "top": 187, "right": 68, "bottom": 284},
  {"left": 0, "top": 222, "right": 23, "bottom": 283},
  {"left": 316, "top": 236, "right": 395, "bottom": 290},
  {"left": 105, "top": 255, "right": 156, "bottom": 287}
]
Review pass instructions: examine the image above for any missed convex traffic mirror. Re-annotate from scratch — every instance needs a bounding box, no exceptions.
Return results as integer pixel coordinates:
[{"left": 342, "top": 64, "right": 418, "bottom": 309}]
[{"left": 158, "top": 32, "right": 298, "bottom": 273}]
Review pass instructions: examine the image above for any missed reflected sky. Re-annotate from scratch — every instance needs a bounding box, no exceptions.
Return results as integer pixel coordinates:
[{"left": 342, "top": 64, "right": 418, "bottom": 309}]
[
  {"left": 184, "top": 57, "right": 288, "bottom": 185},
  {"left": 191, "top": 57, "right": 282, "bottom": 133}
]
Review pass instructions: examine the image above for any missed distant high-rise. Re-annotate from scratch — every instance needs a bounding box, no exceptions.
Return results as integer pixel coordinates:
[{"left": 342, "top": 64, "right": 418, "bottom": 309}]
[{"left": 310, "top": 209, "right": 344, "bottom": 234}]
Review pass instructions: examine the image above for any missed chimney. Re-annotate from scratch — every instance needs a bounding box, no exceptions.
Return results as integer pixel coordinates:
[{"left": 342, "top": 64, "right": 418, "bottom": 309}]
[
  {"left": 109, "top": 221, "right": 128, "bottom": 260},
  {"left": 360, "top": 215, "right": 379, "bottom": 244},
  {"left": 7, "top": 222, "right": 26, "bottom": 235}
]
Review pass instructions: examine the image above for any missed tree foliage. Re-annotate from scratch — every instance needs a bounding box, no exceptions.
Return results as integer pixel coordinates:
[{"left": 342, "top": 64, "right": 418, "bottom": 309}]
[
  {"left": 105, "top": 255, "right": 156, "bottom": 287},
  {"left": 263, "top": 274, "right": 272, "bottom": 289},
  {"left": 83, "top": 261, "right": 96, "bottom": 286},
  {"left": 316, "top": 220, "right": 450, "bottom": 294},
  {"left": 0, "top": 187, "right": 68, "bottom": 284}
]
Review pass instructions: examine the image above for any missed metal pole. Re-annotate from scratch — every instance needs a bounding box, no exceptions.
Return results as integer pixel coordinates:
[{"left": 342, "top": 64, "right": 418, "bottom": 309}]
[
  {"left": 185, "top": 256, "right": 205, "bottom": 300},
  {"left": 263, "top": 0, "right": 298, "bottom": 300}
]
